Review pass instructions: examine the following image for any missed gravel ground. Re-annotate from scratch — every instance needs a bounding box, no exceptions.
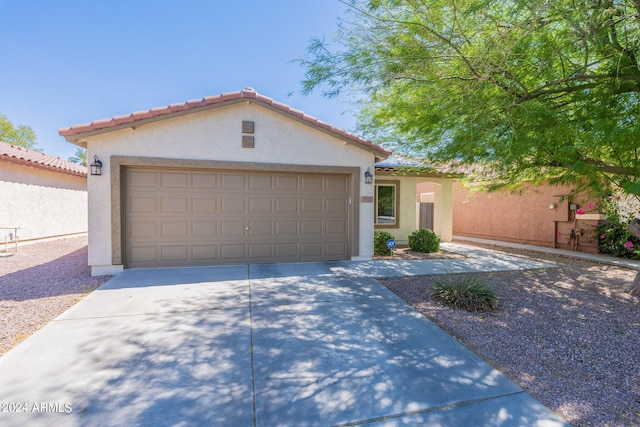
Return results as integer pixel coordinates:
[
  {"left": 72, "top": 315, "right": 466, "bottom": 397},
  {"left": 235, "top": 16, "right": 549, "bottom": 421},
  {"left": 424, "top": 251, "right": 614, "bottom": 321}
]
[
  {"left": 382, "top": 245, "right": 640, "bottom": 427},
  {"left": 0, "top": 236, "right": 111, "bottom": 355}
]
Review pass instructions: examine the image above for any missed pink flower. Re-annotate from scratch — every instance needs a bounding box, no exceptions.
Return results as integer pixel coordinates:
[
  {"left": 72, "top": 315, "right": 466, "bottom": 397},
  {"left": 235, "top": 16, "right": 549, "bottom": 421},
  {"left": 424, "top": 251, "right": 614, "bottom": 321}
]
[
  {"left": 557, "top": 232, "right": 562, "bottom": 237},
  {"left": 586, "top": 201, "right": 595, "bottom": 209},
  {"left": 624, "top": 241, "right": 634, "bottom": 249},
  {"left": 600, "top": 234, "right": 606, "bottom": 240},
  {"left": 576, "top": 208, "right": 585, "bottom": 215}
]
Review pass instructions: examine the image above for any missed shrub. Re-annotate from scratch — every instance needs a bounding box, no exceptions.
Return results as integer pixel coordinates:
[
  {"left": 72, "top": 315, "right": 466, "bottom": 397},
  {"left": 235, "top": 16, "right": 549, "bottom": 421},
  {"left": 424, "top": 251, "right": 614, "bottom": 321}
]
[
  {"left": 594, "top": 196, "right": 640, "bottom": 260},
  {"left": 430, "top": 275, "right": 497, "bottom": 312},
  {"left": 408, "top": 229, "right": 440, "bottom": 253},
  {"left": 374, "top": 230, "right": 395, "bottom": 256}
]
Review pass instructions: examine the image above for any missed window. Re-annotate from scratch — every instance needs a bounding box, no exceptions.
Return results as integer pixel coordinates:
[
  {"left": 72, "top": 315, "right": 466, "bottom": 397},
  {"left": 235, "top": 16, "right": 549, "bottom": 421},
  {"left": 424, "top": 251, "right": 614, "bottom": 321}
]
[{"left": 375, "top": 182, "right": 399, "bottom": 227}]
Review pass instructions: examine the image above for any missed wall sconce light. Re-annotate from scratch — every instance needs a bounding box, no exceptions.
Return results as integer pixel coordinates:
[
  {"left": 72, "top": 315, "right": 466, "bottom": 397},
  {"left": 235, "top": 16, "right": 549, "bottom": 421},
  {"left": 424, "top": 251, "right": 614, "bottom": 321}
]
[
  {"left": 90, "top": 155, "right": 103, "bottom": 176},
  {"left": 549, "top": 203, "right": 557, "bottom": 210},
  {"left": 364, "top": 167, "right": 373, "bottom": 184}
]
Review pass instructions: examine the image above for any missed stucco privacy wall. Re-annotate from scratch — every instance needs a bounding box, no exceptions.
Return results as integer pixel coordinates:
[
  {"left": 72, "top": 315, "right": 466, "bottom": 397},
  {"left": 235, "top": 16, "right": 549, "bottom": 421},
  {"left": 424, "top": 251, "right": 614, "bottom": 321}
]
[
  {"left": 0, "top": 161, "right": 87, "bottom": 242},
  {"left": 78, "top": 102, "right": 378, "bottom": 275},
  {"left": 376, "top": 174, "right": 453, "bottom": 245}
]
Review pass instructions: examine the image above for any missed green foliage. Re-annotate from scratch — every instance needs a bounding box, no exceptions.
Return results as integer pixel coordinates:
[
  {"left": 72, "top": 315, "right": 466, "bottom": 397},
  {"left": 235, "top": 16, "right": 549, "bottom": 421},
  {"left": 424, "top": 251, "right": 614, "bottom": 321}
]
[
  {"left": 374, "top": 230, "right": 395, "bottom": 256},
  {"left": 0, "top": 113, "right": 38, "bottom": 150},
  {"left": 299, "top": 0, "right": 640, "bottom": 197},
  {"left": 430, "top": 275, "right": 497, "bottom": 312},
  {"left": 595, "top": 197, "right": 640, "bottom": 259},
  {"left": 68, "top": 148, "right": 87, "bottom": 166},
  {"left": 408, "top": 229, "right": 440, "bottom": 253}
]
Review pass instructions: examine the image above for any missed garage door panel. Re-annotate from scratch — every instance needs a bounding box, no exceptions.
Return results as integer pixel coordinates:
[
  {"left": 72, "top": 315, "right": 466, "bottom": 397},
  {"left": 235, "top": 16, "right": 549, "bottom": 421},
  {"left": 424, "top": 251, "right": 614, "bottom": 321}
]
[
  {"left": 129, "top": 170, "right": 159, "bottom": 187},
  {"left": 161, "top": 171, "right": 189, "bottom": 188},
  {"left": 162, "top": 197, "right": 189, "bottom": 213},
  {"left": 161, "top": 222, "right": 188, "bottom": 238},
  {"left": 129, "top": 196, "right": 158, "bottom": 213},
  {"left": 128, "top": 222, "right": 158, "bottom": 238},
  {"left": 129, "top": 246, "right": 159, "bottom": 264},
  {"left": 192, "top": 221, "right": 217, "bottom": 237},
  {"left": 249, "top": 244, "right": 273, "bottom": 259},
  {"left": 192, "top": 198, "right": 217, "bottom": 213},
  {"left": 301, "top": 176, "right": 323, "bottom": 192},
  {"left": 250, "top": 198, "right": 273, "bottom": 213},
  {"left": 221, "top": 198, "right": 245, "bottom": 213},
  {"left": 221, "top": 245, "right": 246, "bottom": 260},
  {"left": 161, "top": 246, "right": 189, "bottom": 262},
  {"left": 192, "top": 245, "right": 217, "bottom": 261},
  {"left": 325, "top": 176, "right": 349, "bottom": 193},
  {"left": 125, "top": 167, "right": 350, "bottom": 267},
  {"left": 248, "top": 221, "right": 272, "bottom": 236},
  {"left": 221, "top": 173, "right": 245, "bottom": 189},
  {"left": 249, "top": 175, "right": 273, "bottom": 190},
  {"left": 326, "top": 221, "right": 347, "bottom": 235},
  {"left": 192, "top": 172, "right": 218, "bottom": 189}
]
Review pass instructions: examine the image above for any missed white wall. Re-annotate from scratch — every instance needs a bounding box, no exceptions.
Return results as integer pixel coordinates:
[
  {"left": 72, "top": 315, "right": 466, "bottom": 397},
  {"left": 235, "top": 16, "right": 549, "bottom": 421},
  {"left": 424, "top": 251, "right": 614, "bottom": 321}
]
[
  {"left": 0, "top": 162, "right": 87, "bottom": 243},
  {"left": 80, "top": 102, "right": 377, "bottom": 274}
]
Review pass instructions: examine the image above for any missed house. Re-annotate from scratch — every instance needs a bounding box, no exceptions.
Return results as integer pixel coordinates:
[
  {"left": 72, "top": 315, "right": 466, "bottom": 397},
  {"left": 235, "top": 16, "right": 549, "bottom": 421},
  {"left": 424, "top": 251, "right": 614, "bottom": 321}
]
[
  {"left": 60, "top": 89, "right": 394, "bottom": 275},
  {"left": 0, "top": 141, "right": 87, "bottom": 247}
]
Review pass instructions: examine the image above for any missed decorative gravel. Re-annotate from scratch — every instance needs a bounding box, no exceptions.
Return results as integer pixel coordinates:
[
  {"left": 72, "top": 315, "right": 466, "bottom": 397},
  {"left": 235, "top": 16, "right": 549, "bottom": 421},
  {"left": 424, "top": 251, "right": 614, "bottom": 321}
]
[
  {"left": 0, "top": 236, "right": 111, "bottom": 355},
  {"left": 381, "top": 246, "right": 640, "bottom": 427}
]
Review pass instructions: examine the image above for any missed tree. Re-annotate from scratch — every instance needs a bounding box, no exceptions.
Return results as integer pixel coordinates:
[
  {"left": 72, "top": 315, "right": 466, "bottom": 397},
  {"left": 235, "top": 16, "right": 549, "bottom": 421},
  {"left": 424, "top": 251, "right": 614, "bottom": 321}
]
[
  {"left": 299, "top": 0, "right": 640, "bottom": 197},
  {"left": 68, "top": 148, "right": 87, "bottom": 166},
  {"left": 0, "top": 113, "right": 38, "bottom": 150}
]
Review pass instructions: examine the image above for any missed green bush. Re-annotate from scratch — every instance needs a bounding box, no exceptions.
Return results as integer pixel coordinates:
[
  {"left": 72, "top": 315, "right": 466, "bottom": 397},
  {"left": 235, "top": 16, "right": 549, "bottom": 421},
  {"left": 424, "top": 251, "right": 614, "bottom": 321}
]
[
  {"left": 374, "top": 230, "right": 395, "bottom": 256},
  {"left": 430, "top": 275, "right": 497, "bottom": 311},
  {"left": 408, "top": 229, "right": 440, "bottom": 253}
]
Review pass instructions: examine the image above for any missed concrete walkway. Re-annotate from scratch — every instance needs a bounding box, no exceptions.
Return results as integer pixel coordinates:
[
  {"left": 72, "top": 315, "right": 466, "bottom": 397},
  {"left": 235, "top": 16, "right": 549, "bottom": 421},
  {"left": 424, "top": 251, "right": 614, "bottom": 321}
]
[{"left": 0, "top": 244, "right": 569, "bottom": 426}]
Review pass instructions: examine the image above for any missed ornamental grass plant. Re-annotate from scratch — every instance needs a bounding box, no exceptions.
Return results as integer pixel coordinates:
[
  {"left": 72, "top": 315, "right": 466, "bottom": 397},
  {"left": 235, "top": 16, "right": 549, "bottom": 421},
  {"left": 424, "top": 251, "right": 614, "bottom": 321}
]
[{"left": 430, "top": 274, "right": 497, "bottom": 312}]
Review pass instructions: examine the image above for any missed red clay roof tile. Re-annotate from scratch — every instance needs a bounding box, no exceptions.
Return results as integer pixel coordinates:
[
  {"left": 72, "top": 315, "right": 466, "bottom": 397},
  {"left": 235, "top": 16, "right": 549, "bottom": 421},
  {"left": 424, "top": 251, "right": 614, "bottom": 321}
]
[
  {"left": 59, "top": 88, "right": 391, "bottom": 158},
  {"left": 0, "top": 141, "right": 87, "bottom": 177}
]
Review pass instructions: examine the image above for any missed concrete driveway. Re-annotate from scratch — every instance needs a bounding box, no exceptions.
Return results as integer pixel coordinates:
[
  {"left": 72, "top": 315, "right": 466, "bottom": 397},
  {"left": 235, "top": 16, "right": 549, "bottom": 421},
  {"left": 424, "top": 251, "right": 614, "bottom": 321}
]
[{"left": 0, "top": 245, "right": 569, "bottom": 426}]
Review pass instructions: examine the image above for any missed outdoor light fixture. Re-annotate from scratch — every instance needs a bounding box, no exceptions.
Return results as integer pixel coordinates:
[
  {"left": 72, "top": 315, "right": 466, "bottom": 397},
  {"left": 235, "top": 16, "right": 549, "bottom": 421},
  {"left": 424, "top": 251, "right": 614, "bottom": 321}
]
[
  {"left": 549, "top": 203, "right": 557, "bottom": 210},
  {"left": 364, "top": 167, "right": 373, "bottom": 184},
  {"left": 90, "top": 155, "right": 103, "bottom": 176}
]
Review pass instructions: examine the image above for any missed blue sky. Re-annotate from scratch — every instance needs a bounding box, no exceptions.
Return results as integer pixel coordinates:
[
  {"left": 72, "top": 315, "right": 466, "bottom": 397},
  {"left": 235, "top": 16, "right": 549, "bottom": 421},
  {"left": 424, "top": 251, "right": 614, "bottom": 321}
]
[{"left": 0, "top": 1, "right": 355, "bottom": 160}]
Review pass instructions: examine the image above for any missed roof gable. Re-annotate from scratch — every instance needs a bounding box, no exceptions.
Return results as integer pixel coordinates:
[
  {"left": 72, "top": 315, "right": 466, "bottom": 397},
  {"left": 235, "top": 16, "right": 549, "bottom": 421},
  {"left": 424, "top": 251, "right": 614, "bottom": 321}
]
[
  {"left": 0, "top": 141, "right": 87, "bottom": 177},
  {"left": 59, "top": 88, "right": 391, "bottom": 160}
]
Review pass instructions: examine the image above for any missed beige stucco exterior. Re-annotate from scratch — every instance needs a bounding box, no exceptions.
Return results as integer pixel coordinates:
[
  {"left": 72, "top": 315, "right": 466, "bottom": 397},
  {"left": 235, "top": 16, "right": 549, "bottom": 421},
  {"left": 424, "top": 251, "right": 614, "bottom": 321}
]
[
  {"left": 73, "top": 102, "right": 380, "bottom": 275},
  {"left": 0, "top": 162, "right": 87, "bottom": 243},
  {"left": 377, "top": 174, "right": 453, "bottom": 245}
]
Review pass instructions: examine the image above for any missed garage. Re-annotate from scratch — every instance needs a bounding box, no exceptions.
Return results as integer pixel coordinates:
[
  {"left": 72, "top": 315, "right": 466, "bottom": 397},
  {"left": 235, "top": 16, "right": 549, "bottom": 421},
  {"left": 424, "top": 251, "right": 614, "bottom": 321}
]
[
  {"left": 59, "top": 88, "right": 391, "bottom": 275},
  {"left": 125, "top": 166, "right": 351, "bottom": 268}
]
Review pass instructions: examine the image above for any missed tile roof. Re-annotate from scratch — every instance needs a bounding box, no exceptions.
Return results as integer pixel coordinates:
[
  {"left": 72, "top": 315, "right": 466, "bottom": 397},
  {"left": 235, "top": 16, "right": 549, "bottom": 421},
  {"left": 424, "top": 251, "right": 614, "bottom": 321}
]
[
  {"left": 0, "top": 141, "right": 87, "bottom": 177},
  {"left": 375, "top": 153, "right": 462, "bottom": 176},
  {"left": 59, "top": 88, "right": 391, "bottom": 159}
]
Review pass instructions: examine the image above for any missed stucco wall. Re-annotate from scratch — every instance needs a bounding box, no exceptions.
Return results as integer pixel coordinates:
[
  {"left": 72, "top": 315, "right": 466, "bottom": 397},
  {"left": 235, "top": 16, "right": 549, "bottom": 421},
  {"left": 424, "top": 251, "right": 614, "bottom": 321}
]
[
  {"left": 0, "top": 162, "right": 87, "bottom": 242},
  {"left": 79, "top": 102, "right": 377, "bottom": 274},
  {"left": 452, "top": 182, "right": 600, "bottom": 253},
  {"left": 377, "top": 175, "right": 453, "bottom": 245}
]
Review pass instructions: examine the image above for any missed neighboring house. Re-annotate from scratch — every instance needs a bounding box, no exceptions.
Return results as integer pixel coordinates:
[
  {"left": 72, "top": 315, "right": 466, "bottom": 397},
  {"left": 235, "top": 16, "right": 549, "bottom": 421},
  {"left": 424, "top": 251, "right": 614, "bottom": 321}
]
[
  {"left": 450, "top": 181, "right": 603, "bottom": 254},
  {"left": 375, "top": 154, "right": 457, "bottom": 245},
  {"left": 0, "top": 141, "right": 87, "bottom": 246},
  {"left": 60, "top": 88, "right": 395, "bottom": 276}
]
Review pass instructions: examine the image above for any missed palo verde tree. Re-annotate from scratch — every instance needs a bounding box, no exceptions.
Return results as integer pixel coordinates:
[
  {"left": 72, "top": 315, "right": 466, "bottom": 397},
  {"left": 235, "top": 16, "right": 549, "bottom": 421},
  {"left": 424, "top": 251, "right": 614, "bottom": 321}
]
[
  {"left": 0, "top": 113, "right": 38, "bottom": 150},
  {"left": 299, "top": 0, "right": 640, "bottom": 197}
]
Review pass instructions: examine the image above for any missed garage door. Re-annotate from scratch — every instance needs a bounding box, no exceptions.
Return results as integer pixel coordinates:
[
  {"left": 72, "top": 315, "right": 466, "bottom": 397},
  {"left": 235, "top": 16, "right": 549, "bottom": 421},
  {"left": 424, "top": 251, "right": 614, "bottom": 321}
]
[{"left": 124, "top": 167, "right": 351, "bottom": 268}]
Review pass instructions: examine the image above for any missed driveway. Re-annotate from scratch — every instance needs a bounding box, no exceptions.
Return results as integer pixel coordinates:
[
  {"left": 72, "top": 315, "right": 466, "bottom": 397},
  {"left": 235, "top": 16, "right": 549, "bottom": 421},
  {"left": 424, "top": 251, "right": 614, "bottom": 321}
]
[{"left": 0, "top": 245, "right": 569, "bottom": 426}]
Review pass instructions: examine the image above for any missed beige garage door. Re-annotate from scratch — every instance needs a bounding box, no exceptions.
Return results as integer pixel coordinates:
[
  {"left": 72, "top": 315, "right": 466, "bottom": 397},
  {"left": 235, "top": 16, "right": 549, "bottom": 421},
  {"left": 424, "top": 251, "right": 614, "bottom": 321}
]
[{"left": 124, "top": 167, "right": 351, "bottom": 268}]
